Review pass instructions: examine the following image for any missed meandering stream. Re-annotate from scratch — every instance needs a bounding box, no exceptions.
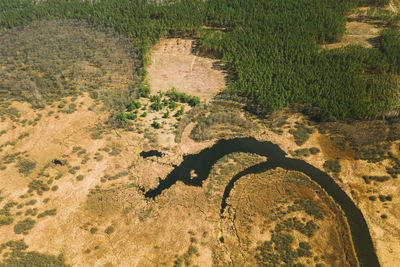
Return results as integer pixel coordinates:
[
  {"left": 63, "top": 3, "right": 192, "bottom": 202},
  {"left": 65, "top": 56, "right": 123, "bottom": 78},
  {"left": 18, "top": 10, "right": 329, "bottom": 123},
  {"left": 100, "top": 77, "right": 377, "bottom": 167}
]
[{"left": 145, "top": 137, "right": 380, "bottom": 267}]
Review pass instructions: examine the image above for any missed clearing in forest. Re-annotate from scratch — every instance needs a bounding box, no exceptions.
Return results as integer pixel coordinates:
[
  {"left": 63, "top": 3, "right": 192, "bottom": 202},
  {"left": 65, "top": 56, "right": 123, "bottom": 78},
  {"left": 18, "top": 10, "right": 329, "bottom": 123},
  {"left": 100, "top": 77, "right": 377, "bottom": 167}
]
[
  {"left": 322, "top": 4, "right": 398, "bottom": 49},
  {"left": 146, "top": 38, "right": 227, "bottom": 99}
]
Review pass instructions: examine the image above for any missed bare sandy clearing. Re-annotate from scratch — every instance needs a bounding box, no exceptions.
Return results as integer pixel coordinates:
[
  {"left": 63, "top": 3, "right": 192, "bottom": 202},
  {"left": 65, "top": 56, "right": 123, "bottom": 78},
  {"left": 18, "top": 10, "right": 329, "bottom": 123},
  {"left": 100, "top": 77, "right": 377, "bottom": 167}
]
[{"left": 147, "top": 38, "right": 227, "bottom": 99}]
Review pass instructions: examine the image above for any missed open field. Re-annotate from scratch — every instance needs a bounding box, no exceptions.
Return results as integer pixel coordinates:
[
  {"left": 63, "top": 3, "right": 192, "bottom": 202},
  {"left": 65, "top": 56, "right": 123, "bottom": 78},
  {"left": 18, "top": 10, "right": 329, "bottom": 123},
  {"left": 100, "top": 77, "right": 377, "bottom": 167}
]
[{"left": 147, "top": 38, "right": 227, "bottom": 100}]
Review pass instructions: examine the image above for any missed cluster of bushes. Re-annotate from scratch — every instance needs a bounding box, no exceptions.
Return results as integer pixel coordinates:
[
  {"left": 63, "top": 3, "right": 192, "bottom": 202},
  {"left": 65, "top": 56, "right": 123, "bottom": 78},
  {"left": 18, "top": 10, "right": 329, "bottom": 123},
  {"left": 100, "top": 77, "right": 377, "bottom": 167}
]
[
  {"left": 165, "top": 88, "right": 200, "bottom": 107},
  {"left": 354, "top": 143, "right": 391, "bottom": 162},
  {"left": 378, "top": 194, "right": 393, "bottom": 202},
  {"left": 16, "top": 160, "right": 36, "bottom": 176},
  {"left": 292, "top": 147, "right": 320, "bottom": 157},
  {"left": 117, "top": 89, "right": 188, "bottom": 126},
  {"left": 14, "top": 218, "right": 35, "bottom": 235},
  {"left": 289, "top": 123, "right": 314, "bottom": 146},
  {"left": 37, "top": 209, "right": 57, "bottom": 219},
  {"left": 323, "top": 159, "right": 341, "bottom": 173},
  {"left": 104, "top": 225, "right": 115, "bottom": 235},
  {"left": 293, "top": 199, "right": 324, "bottom": 220},
  {"left": 0, "top": 240, "right": 67, "bottom": 266},
  {"left": 387, "top": 152, "right": 400, "bottom": 178},
  {"left": 362, "top": 175, "right": 390, "bottom": 184},
  {"left": 275, "top": 217, "right": 319, "bottom": 238},
  {"left": 255, "top": 231, "right": 314, "bottom": 266},
  {"left": 28, "top": 180, "right": 50, "bottom": 195},
  {"left": 100, "top": 171, "right": 129, "bottom": 183}
]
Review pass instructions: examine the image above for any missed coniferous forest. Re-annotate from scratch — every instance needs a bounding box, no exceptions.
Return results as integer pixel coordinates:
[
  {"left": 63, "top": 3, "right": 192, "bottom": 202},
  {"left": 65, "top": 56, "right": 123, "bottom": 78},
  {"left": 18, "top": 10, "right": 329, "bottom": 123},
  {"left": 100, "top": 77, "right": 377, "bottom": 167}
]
[{"left": 1, "top": 0, "right": 399, "bottom": 119}]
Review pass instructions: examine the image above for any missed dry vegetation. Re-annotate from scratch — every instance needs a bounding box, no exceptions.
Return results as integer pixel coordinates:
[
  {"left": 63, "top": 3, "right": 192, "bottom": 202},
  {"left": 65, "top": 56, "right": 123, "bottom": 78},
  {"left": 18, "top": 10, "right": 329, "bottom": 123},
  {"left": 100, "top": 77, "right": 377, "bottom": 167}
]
[{"left": 0, "top": 19, "right": 399, "bottom": 267}]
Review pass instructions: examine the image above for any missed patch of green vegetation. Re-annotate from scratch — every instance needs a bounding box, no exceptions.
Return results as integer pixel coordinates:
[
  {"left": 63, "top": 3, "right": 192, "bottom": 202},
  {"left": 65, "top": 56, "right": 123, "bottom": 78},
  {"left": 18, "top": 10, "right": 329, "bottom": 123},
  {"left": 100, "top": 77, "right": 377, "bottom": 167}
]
[
  {"left": 166, "top": 88, "right": 200, "bottom": 107},
  {"left": 25, "top": 208, "right": 38, "bottom": 216},
  {"left": 17, "top": 160, "right": 36, "bottom": 176},
  {"left": 362, "top": 175, "right": 390, "bottom": 184},
  {"left": 28, "top": 180, "right": 50, "bottom": 195},
  {"left": 104, "top": 225, "right": 115, "bottom": 235},
  {"left": 0, "top": 240, "right": 67, "bottom": 266},
  {"left": 18, "top": 132, "right": 30, "bottom": 140},
  {"left": 126, "top": 100, "right": 141, "bottom": 111},
  {"left": 292, "top": 147, "right": 320, "bottom": 157},
  {"left": 387, "top": 152, "right": 400, "bottom": 178},
  {"left": 323, "top": 159, "right": 341, "bottom": 173},
  {"left": 255, "top": 231, "right": 313, "bottom": 266},
  {"left": 68, "top": 166, "right": 80, "bottom": 175},
  {"left": 51, "top": 185, "right": 59, "bottom": 191},
  {"left": 378, "top": 194, "right": 392, "bottom": 202},
  {"left": 101, "top": 171, "right": 129, "bottom": 182},
  {"left": 174, "top": 106, "right": 185, "bottom": 118},
  {"left": 94, "top": 152, "right": 103, "bottom": 162},
  {"left": 37, "top": 209, "right": 57, "bottom": 218},
  {"left": 14, "top": 218, "right": 36, "bottom": 235},
  {"left": 293, "top": 199, "right": 324, "bottom": 220},
  {"left": 151, "top": 121, "right": 162, "bottom": 129},
  {"left": 25, "top": 199, "right": 37, "bottom": 206},
  {"left": 138, "top": 86, "right": 150, "bottom": 98},
  {"left": 289, "top": 123, "right": 314, "bottom": 146},
  {"left": 0, "top": 216, "right": 14, "bottom": 226}
]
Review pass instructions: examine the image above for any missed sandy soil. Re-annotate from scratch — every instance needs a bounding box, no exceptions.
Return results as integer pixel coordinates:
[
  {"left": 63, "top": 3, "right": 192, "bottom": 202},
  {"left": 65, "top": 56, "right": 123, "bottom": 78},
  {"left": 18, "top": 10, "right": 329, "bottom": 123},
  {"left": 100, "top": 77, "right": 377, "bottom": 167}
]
[
  {"left": 146, "top": 38, "right": 227, "bottom": 99},
  {"left": 322, "top": 5, "right": 397, "bottom": 49}
]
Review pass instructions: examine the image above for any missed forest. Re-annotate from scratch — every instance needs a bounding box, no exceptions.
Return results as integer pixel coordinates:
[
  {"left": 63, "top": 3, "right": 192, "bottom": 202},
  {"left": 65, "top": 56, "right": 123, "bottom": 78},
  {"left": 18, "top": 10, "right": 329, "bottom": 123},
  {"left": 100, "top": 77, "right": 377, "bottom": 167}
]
[{"left": 0, "top": 0, "right": 399, "bottom": 119}]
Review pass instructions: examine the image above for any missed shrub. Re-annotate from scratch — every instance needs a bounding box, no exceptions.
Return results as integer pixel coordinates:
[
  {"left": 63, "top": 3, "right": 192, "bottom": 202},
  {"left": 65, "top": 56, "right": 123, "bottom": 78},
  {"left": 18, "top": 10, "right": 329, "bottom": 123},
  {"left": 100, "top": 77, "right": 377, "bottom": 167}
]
[
  {"left": 37, "top": 209, "right": 57, "bottom": 218},
  {"left": 138, "top": 86, "right": 150, "bottom": 98},
  {"left": 166, "top": 88, "right": 200, "bottom": 107},
  {"left": 105, "top": 225, "right": 115, "bottom": 235},
  {"left": 17, "top": 159, "right": 36, "bottom": 175},
  {"left": 126, "top": 100, "right": 141, "bottom": 111},
  {"left": 323, "top": 159, "right": 341, "bottom": 173},
  {"left": 174, "top": 106, "right": 184, "bottom": 117},
  {"left": 25, "top": 199, "right": 37, "bottom": 206},
  {"left": 126, "top": 112, "right": 137, "bottom": 120},
  {"left": 14, "top": 218, "right": 36, "bottom": 234},
  {"left": 362, "top": 175, "right": 390, "bottom": 184},
  {"left": 0, "top": 216, "right": 14, "bottom": 226},
  {"left": 117, "top": 111, "right": 128, "bottom": 123},
  {"left": 28, "top": 180, "right": 50, "bottom": 195},
  {"left": 151, "top": 121, "right": 162, "bottom": 129},
  {"left": 289, "top": 124, "right": 314, "bottom": 146}
]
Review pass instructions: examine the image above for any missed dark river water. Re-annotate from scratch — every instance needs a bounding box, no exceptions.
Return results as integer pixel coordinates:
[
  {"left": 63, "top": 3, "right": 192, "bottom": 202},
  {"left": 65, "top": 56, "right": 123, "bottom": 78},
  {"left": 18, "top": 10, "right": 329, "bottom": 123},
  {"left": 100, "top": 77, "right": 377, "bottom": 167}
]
[
  {"left": 145, "top": 137, "right": 380, "bottom": 267},
  {"left": 140, "top": 150, "right": 163, "bottom": 158}
]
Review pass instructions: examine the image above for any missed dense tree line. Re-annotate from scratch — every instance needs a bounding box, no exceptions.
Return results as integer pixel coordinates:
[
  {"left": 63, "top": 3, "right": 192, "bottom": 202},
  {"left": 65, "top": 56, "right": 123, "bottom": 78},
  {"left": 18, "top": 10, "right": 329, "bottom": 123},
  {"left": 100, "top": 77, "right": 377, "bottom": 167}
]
[{"left": 0, "top": 0, "right": 399, "bottom": 119}]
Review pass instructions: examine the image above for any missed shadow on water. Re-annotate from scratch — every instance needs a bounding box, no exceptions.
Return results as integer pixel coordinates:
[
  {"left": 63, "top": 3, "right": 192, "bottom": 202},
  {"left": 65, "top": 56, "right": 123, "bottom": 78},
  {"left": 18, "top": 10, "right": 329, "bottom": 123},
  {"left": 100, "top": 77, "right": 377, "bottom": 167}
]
[{"left": 145, "top": 137, "right": 380, "bottom": 267}]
